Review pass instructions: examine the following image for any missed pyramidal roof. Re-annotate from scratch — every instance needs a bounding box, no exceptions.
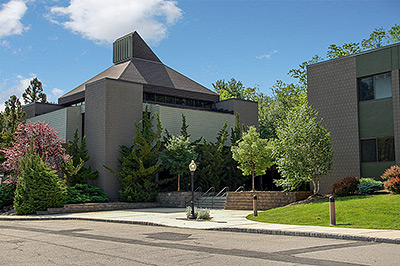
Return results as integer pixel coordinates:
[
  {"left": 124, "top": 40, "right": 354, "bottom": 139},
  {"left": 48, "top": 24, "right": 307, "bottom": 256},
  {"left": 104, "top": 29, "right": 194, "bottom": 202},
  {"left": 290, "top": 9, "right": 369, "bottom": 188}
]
[{"left": 59, "top": 32, "right": 217, "bottom": 105}]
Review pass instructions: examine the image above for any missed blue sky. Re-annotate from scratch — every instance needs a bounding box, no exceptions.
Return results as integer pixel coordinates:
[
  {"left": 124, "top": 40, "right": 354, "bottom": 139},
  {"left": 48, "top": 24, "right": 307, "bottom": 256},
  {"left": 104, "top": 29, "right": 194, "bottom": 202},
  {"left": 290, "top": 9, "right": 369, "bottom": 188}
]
[{"left": 0, "top": 0, "right": 399, "bottom": 110}]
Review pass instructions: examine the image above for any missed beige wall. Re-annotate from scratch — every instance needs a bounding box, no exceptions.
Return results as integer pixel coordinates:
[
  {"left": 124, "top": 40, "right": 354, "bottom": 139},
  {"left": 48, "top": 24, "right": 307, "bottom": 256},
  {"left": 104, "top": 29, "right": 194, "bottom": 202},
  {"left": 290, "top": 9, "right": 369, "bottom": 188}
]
[{"left": 146, "top": 104, "right": 235, "bottom": 145}]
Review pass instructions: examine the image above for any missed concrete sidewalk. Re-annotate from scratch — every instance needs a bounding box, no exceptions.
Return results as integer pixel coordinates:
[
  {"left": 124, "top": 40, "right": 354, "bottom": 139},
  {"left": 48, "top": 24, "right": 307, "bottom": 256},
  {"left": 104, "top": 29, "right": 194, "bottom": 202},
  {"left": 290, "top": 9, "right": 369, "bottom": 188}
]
[{"left": 1, "top": 208, "right": 400, "bottom": 244}]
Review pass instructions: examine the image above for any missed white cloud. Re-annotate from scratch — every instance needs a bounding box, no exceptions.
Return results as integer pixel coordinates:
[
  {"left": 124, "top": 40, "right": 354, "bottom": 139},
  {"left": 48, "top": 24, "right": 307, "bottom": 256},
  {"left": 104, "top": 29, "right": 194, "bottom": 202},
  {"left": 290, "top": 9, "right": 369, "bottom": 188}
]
[
  {"left": 51, "top": 88, "right": 64, "bottom": 99},
  {"left": 0, "top": 0, "right": 29, "bottom": 38},
  {"left": 49, "top": 0, "right": 183, "bottom": 45},
  {"left": 0, "top": 74, "right": 35, "bottom": 111},
  {"left": 256, "top": 50, "right": 278, "bottom": 60}
]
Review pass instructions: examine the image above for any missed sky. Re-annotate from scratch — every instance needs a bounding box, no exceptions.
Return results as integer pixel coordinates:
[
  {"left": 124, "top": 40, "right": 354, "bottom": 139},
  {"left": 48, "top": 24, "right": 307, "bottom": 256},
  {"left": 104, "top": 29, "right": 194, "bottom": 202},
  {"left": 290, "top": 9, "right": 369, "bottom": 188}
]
[{"left": 0, "top": 0, "right": 399, "bottom": 111}]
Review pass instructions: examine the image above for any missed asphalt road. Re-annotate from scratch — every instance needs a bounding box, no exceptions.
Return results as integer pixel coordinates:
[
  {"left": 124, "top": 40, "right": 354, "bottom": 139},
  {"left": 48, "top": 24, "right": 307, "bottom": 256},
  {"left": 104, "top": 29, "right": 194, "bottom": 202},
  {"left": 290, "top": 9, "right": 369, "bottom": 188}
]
[{"left": 1, "top": 220, "right": 399, "bottom": 266}]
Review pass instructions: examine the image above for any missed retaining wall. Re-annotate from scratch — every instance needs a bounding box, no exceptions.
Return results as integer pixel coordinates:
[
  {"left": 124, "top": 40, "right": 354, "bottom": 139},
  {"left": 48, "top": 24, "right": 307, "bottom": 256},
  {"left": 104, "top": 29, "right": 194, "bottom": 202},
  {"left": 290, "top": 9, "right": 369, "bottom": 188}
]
[{"left": 156, "top": 192, "right": 201, "bottom": 208}]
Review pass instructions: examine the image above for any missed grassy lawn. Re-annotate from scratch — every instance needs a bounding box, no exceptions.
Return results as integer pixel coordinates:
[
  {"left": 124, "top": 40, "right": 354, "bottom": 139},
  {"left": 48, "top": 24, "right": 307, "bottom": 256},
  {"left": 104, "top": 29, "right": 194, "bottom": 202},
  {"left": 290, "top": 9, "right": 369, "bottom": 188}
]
[{"left": 247, "top": 194, "right": 400, "bottom": 230}]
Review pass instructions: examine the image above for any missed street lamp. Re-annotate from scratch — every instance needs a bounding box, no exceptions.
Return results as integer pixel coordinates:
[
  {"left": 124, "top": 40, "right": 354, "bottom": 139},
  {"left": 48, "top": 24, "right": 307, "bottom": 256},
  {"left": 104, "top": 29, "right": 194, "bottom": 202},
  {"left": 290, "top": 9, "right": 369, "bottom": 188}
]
[{"left": 188, "top": 160, "right": 197, "bottom": 220}]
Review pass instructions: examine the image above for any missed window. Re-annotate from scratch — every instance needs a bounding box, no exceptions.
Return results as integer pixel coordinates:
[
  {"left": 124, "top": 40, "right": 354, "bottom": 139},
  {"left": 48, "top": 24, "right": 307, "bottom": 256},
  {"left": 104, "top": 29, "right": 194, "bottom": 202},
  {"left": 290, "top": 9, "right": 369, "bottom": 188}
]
[
  {"left": 361, "top": 136, "right": 395, "bottom": 162},
  {"left": 359, "top": 72, "right": 392, "bottom": 101}
]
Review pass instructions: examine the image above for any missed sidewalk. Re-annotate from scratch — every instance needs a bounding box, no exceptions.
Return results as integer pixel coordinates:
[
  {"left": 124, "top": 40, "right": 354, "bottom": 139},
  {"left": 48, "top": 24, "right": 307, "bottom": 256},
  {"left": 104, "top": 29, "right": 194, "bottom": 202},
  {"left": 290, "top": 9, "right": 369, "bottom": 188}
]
[{"left": 1, "top": 208, "right": 400, "bottom": 244}]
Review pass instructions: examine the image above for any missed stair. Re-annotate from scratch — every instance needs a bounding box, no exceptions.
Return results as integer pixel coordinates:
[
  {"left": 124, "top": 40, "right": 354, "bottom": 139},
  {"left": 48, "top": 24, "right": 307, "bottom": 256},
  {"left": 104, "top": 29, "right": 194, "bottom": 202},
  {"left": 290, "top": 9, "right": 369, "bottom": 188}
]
[{"left": 195, "top": 196, "right": 226, "bottom": 209}]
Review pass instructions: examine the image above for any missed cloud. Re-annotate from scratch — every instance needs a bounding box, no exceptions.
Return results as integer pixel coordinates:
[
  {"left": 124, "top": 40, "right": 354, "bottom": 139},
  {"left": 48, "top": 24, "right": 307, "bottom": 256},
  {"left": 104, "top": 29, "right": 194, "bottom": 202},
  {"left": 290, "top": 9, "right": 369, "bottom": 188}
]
[
  {"left": 256, "top": 50, "right": 278, "bottom": 60},
  {"left": 0, "top": 74, "right": 34, "bottom": 111},
  {"left": 0, "top": 0, "right": 29, "bottom": 38},
  {"left": 51, "top": 88, "right": 64, "bottom": 99},
  {"left": 49, "top": 0, "right": 183, "bottom": 45}
]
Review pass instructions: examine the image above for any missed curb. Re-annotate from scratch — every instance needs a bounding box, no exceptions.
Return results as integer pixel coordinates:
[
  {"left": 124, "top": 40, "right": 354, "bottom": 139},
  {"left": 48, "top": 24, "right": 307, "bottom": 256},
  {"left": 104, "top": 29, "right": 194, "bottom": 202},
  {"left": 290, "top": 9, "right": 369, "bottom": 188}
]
[{"left": 1, "top": 216, "right": 400, "bottom": 244}]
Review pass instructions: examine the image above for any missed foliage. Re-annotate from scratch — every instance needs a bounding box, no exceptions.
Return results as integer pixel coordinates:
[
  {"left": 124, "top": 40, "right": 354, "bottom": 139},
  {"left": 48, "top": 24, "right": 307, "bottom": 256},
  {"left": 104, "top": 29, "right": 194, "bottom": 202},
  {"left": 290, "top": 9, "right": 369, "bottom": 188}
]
[
  {"left": 287, "top": 55, "right": 323, "bottom": 89},
  {"left": 331, "top": 176, "right": 359, "bottom": 196},
  {"left": 22, "top": 77, "right": 47, "bottom": 104},
  {"left": 358, "top": 181, "right": 384, "bottom": 195},
  {"left": 105, "top": 107, "right": 162, "bottom": 202},
  {"left": 232, "top": 126, "right": 273, "bottom": 191},
  {"left": 14, "top": 145, "right": 67, "bottom": 215},
  {"left": 0, "top": 179, "right": 16, "bottom": 208},
  {"left": 185, "top": 206, "right": 211, "bottom": 220},
  {"left": 66, "top": 184, "right": 109, "bottom": 204},
  {"left": 359, "top": 177, "right": 378, "bottom": 184},
  {"left": 248, "top": 194, "right": 400, "bottom": 230},
  {"left": 66, "top": 129, "right": 98, "bottom": 185},
  {"left": 212, "top": 78, "right": 259, "bottom": 101},
  {"left": 381, "top": 165, "right": 400, "bottom": 194},
  {"left": 195, "top": 122, "right": 229, "bottom": 191},
  {"left": 1, "top": 122, "right": 70, "bottom": 184},
  {"left": 326, "top": 43, "right": 362, "bottom": 59},
  {"left": 273, "top": 104, "right": 332, "bottom": 193},
  {"left": 161, "top": 135, "right": 196, "bottom": 191}
]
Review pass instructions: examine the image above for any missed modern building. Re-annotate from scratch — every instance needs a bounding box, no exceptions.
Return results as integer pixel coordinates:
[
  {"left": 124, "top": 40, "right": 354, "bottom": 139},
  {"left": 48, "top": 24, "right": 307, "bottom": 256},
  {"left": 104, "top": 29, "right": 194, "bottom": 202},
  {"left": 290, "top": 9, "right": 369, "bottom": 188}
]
[
  {"left": 308, "top": 42, "right": 400, "bottom": 193},
  {"left": 25, "top": 32, "right": 258, "bottom": 198}
]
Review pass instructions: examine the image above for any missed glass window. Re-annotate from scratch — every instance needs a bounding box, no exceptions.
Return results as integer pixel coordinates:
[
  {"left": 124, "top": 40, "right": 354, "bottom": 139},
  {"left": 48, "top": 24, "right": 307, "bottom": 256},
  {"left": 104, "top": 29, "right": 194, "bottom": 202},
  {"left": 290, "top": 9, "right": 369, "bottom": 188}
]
[
  {"left": 361, "top": 139, "right": 377, "bottom": 162},
  {"left": 359, "top": 77, "right": 374, "bottom": 101},
  {"left": 176, "top": 98, "right": 185, "bottom": 105},
  {"left": 165, "top": 96, "right": 175, "bottom": 104},
  {"left": 145, "top": 93, "right": 155, "bottom": 102},
  {"left": 378, "top": 137, "right": 395, "bottom": 161},
  {"left": 374, "top": 73, "right": 392, "bottom": 99},
  {"left": 156, "top": 95, "right": 166, "bottom": 103},
  {"left": 186, "top": 99, "right": 194, "bottom": 106},
  {"left": 195, "top": 100, "right": 204, "bottom": 108}
]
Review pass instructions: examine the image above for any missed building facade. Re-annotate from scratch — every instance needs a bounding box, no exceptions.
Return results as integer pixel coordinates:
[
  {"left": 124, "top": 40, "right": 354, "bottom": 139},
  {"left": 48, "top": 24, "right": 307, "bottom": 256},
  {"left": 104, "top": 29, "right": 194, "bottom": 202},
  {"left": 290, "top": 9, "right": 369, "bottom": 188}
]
[
  {"left": 24, "top": 32, "right": 258, "bottom": 198},
  {"left": 308, "top": 43, "right": 400, "bottom": 193}
]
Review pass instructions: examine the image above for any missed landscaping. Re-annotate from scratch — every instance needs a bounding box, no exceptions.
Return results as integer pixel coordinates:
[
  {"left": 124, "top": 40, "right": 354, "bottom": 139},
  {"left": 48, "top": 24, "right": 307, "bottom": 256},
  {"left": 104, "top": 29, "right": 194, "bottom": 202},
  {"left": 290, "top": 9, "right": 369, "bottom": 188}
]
[{"left": 248, "top": 194, "right": 400, "bottom": 230}]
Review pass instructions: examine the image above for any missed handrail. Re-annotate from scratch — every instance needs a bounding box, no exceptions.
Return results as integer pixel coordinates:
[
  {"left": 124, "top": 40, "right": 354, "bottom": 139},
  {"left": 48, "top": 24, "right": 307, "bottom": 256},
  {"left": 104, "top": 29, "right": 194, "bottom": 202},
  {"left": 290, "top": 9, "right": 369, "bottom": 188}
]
[
  {"left": 201, "top": 187, "right": 215, "bottom": 198},
  {"left": 235, "top": 185, "right": 245, "bottom": 192},
  {"left": 185, "top": 187, "right": 202, "bottom": 207},
  {"left": 198, "top": 187, "right": 215, "bottom": 208},
  {"left": 216, "top": 186, "right": 229, "bottom": 198}
]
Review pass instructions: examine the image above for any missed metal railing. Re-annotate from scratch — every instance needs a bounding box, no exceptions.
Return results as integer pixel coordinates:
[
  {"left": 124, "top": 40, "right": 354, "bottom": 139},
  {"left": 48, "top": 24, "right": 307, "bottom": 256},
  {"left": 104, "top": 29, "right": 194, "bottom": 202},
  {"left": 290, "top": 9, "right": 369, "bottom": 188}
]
[
  {"left": 216, "top": 186, "right": 229, "bottom": 198},
  {"left": 235, "top": 185, "right": 245, "bottom": 192},
  {"left": 185, "top": 187, "right": 202, "bottom": 207},
  {"left": 197, "top": 187, "right": 215, "bottom": 208}
]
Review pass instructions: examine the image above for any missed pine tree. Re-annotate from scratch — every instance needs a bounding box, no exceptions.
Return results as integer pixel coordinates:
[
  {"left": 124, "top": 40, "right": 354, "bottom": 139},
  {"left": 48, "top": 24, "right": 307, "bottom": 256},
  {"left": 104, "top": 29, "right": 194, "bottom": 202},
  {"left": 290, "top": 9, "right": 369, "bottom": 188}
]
[
  {"left": 66, "top": 129, "right": 98, "bottom": 185},
  {"left": 105, "top": 107, "right": 162, "bottom": 202},
  {"left": 22, "top": 77, "right": 47, "bottom": 104}
]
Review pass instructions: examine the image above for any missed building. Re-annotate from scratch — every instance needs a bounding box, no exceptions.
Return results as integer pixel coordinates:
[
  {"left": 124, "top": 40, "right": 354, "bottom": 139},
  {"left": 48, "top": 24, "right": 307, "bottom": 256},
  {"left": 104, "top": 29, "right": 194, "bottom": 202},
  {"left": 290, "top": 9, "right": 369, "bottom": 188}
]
[
  {"left": 25, "top": 32, "right": 258, "bottom": 198},
  {"left": 308, "top": 42, "right": 400, "bottom": 193}
]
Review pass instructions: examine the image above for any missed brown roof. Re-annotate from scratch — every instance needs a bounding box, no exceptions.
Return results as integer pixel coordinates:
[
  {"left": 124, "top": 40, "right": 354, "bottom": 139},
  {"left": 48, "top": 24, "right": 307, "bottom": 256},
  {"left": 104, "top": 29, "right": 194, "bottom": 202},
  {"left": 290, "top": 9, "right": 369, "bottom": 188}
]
[{"left": 59, "top": 32, "right": 216, "bottom": 104}]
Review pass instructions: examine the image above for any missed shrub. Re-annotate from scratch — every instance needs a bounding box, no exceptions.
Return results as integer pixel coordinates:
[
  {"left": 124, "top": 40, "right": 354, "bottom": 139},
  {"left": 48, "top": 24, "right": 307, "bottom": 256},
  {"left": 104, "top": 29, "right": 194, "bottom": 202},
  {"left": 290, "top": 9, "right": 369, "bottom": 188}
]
[
  {"left": 331, "top": 176, "right": 359, "bottom": 196},
  {"left": 0, "top": 180, "right": 16, "bottom": 208},
  {"left": 66, "top": 184, "right": 109, "bottom": 204},
  {"left": 185, "top": 206, "right": 211, "bottom": 220},
  {"left": 381, "top": 165, "right": 400, "bottom": 194},
  {"left": 359, "top": 177, "right": 378, "bottom": 184},
  {"left": 358, "top": 181, "right": 384, "bottom": 195},
  {"left": 14, "top": 151, "right": 67, "bottom": 215}
]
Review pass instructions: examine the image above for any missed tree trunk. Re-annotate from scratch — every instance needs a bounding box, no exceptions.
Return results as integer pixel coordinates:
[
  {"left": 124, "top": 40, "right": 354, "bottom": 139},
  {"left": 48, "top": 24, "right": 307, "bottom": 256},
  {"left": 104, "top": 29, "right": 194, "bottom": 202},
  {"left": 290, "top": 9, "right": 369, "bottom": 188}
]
[
  {"left": 311, "top": 179, "right": 317, "bottom": 195},
  {"left": 251, "top": 163, "right": 255, "bottom": 191},
  {"left": 178, "top": 174, "right": 180, "bottom": 192}
]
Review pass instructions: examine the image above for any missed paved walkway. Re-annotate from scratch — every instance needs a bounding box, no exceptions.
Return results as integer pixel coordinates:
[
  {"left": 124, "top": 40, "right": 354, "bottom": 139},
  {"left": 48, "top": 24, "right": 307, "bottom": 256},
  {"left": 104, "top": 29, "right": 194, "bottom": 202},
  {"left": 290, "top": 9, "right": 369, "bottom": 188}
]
[{"left": 2, "top": 208, "right": 400, "bottom": 244}]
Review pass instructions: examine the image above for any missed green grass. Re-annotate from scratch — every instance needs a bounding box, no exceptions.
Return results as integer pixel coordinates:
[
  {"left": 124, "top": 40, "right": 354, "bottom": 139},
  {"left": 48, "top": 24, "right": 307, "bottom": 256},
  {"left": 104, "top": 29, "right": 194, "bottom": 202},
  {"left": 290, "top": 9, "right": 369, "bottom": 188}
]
[{"left": 248, "top": 194, "right": 400, "bottom": 230}]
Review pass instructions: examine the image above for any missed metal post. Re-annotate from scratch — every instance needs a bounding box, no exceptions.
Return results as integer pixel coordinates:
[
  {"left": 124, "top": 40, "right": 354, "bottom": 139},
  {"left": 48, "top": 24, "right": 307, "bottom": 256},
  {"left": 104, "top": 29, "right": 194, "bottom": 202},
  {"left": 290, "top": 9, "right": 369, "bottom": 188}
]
[
  {"left": 253, "top": 195, "right": 258, "bottom": 217},
  {"left": 189, "top": 171, "right": 196, "bottom": 219},
  {"left": 329, "top": 196, "right": 336, "bottom": 226}
]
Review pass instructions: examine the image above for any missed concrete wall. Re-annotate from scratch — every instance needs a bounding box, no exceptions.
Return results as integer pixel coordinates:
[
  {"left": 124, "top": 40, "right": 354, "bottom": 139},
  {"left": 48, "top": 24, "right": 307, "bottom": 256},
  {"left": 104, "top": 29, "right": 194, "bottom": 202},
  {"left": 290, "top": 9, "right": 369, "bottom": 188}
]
[
  {"left": 308, "top": 56, "right": 360, "bottom": 194},
  {"left": 393, "top": 69, "right": 400, "bottom": 166},
  {"left": 216, "top": 99, "right": 258, "bottom": 129},
  {"left": 27, "top": 106, "right": 82, "bottom": 142},
  {"left": 85, "top": 78, "right": 143, "bottom": 199},
  {"left": 146, "top": 104, "right": 236, "bottom": 144}
]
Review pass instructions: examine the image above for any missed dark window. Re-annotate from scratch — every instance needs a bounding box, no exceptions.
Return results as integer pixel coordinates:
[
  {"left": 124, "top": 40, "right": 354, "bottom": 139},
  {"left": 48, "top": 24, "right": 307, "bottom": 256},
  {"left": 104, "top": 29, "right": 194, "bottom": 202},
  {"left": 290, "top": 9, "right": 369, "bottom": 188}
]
[
  {"left": 195, "top": 100, "right": 204, "bottom": 108},
  {"left": 165, "top": 96, "right": 175, "bottom": 104},
  {"left": 361, "top": 137, "right": 395, "bottom": 162},
  {"left": 156, "top": 95, "right": 166, "bottom": 103},
  {"left": 176, "top": 98, "right": 185, "bottom": 105},
  {"left": 378, "top": 137, "right": 395, "bottom": 161},
  {"left": 145, "top": 93, "right": 156, "bottom": 102},
  {"left": 359, "top": 72, "right": 392, "bottom": 101},
  {"left": 186, "top": 99, "right": 194, "bottom": 106},
  {"left": 361, "top": 139, "right": 377, "bottom": 162}
]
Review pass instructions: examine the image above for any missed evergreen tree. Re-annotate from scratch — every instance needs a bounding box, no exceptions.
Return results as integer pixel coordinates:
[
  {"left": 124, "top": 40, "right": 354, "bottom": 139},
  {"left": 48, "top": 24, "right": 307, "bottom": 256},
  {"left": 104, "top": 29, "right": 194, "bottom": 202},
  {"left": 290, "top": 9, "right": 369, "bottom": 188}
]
[
  {"left": 66, "top": 129, "right": 98, "bottom": 185},
  {"left": 105, "top": 107, "right": 162, "bottom": 202},
  {"left": 22, "top": 77, "right": 47, "bottom": 104},
  {"left": 14, "top": 142, "right": 67, "bottom": 215}
]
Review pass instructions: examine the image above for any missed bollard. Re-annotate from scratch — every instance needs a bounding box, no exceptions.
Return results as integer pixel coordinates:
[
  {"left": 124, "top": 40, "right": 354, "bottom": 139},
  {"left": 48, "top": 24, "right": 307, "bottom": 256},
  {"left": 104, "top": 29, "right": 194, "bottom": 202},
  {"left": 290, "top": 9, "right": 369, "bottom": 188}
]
[
  {"left": 329, "top": 196, "right": 336, "bottom": 226},
  {"left": 253, "top": 195, "right": 258, "bottom": 217}
]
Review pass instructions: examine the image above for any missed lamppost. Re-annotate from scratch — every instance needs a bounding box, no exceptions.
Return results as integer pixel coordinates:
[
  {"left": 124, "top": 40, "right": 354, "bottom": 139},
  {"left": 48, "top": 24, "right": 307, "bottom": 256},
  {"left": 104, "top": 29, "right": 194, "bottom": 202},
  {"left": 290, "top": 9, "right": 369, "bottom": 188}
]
[{"left": 188, "top": 160, "right": 197, "bottom": 220}]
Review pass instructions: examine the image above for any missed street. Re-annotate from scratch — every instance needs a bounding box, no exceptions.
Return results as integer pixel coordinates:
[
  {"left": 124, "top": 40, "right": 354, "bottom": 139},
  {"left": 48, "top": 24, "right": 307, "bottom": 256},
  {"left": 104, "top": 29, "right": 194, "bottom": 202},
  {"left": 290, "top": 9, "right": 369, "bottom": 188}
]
[{"left": 1, "top": 220, "right": 399, "bottom": 266}]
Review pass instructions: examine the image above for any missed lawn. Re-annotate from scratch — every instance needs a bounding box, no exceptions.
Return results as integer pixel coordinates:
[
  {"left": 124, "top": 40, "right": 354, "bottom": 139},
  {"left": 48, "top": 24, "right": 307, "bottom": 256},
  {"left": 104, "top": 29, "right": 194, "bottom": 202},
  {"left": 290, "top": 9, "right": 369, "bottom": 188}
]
[{"left": 247, "top": 194, "right": 400, "bottom": 230}]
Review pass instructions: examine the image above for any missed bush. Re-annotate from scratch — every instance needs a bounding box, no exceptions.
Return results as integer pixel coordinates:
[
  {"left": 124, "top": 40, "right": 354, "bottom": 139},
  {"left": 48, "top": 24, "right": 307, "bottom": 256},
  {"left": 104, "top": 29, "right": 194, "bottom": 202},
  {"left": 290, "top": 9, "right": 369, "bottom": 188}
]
[
  {"left": 0, "top": 181, "right": 16, "bottom": 209},
  {"left": 332, "top": 176, "right": 359, "bottom": 196},
  {"left": 185, "top": 206, "right": 211, "bottom": 220},
  {"left": 360, "top": 177, "right": 378, "bottom": 184},
  {"left": 358, "top": 181, "right": 384, "bottom": 195},
  {"left": 381, "top": 165, "right": 400, "bottom": 194},
  {"left": 14, "top": 152, "right": 67, "bottom": 215},
  {"left": 66, "top": 184, "right": 109, "bottom": 204}
]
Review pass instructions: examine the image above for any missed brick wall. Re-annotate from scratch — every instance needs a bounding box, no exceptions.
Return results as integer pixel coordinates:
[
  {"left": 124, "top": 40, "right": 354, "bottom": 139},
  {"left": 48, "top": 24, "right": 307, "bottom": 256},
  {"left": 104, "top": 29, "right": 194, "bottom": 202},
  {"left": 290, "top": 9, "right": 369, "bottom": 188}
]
[{"left": 224, "top": 191, "right": 311, "bottom": 210}]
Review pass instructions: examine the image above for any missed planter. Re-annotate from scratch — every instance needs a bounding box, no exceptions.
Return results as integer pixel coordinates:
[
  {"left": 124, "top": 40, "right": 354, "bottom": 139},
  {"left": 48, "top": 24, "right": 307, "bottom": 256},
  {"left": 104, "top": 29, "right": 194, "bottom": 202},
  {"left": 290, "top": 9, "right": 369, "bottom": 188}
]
[{"left": 224, "top": 191, "right": 312, "bottom": 210}]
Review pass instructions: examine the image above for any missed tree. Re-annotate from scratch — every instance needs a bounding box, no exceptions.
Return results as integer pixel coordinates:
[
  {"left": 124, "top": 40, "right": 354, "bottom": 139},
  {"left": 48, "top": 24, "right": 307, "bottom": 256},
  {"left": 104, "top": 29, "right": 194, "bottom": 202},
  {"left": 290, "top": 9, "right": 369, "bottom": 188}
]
[
  {"left": 361, "top": 27, "right": 388, "bottom": 50},
  {"left": 13, "top": 142, "right": 67, "bottom": 215},
  {"left": 231, "top": 126, "right": 273, "bottom": 191},
  {"left": 161, "top": 135, "right": 196, "bottom": 191},
  {"left": 22, "top": 77, "right": 47, "bottom": 104},
  {"left": 388, "top": 24, "right": 400, "bottom": 43},
  {"left": 105, "top": 107, "right": 162, "bottom": 202},
  {"left": 327, "top": 43, "right": 362, "bottom": 59},
  {"left": 273, "top": 104, "right": 332, "bottom": 194},
  {"left": 212, "top": 78, "right": 260, "bottom": 101},
  {"left": 0, "top": 122, "right": 70, "bottom": 184},
  {"left": 66, "top": 129, "right": 98, "bottom": 185}
]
